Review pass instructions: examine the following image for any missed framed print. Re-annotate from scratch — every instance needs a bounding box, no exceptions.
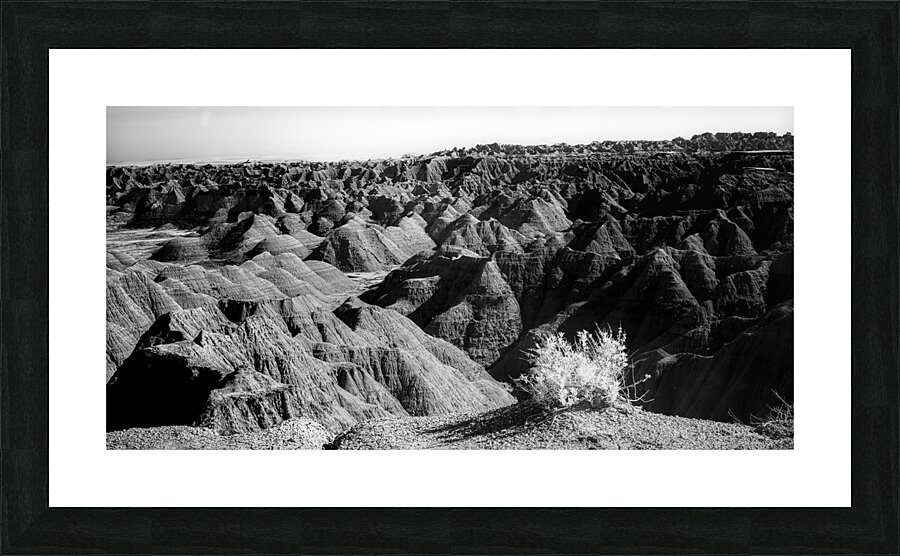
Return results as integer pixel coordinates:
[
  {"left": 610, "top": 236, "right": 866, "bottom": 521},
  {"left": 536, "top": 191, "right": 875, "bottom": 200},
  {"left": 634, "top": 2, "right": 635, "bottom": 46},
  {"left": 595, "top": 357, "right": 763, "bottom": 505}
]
[{"left": 3, "top": 1, "right": 897, "bottom": 554}]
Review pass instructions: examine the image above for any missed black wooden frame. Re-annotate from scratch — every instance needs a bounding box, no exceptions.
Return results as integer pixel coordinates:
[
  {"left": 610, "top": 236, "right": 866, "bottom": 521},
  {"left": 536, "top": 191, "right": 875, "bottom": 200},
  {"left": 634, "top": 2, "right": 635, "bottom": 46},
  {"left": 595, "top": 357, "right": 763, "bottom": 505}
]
[{"left": 2, "top": 1, "right": 897, "bottom": 554}]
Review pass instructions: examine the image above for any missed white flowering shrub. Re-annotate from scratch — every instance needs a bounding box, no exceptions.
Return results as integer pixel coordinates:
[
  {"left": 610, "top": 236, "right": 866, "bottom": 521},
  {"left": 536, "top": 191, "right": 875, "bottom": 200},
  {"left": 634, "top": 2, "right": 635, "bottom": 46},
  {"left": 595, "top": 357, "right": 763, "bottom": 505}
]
[{"left": 516, "top": 327, "right": 639, "bottom": 410}]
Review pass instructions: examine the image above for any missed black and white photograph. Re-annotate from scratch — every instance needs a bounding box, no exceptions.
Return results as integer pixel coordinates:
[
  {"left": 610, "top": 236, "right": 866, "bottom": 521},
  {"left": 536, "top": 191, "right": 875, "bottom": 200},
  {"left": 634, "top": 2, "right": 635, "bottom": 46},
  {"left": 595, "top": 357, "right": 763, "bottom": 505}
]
[
  {"left": 5, "top": 0, "right": 894, "bottom": 550},
  {"left": 105, "top": 106, "right": 794, "bottom": 450}
]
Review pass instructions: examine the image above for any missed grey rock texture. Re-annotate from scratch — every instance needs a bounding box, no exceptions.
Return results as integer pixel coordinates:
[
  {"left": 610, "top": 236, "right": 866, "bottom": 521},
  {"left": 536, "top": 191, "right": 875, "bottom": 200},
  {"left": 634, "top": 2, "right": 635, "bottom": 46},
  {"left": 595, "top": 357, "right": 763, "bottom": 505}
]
[
  {"left": 106, "top": 133, "right": 793, "bottom": 444},
  {"left": 333, "top": 403, "right": 792, "bottom": 450}
]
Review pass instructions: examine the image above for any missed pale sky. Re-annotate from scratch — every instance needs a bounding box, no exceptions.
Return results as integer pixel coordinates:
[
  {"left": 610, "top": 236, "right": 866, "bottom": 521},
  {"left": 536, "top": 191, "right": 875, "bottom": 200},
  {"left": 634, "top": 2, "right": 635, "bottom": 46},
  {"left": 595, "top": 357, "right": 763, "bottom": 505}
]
[{"left": 107, "top": 107, "right": 793, "bottom": 164}]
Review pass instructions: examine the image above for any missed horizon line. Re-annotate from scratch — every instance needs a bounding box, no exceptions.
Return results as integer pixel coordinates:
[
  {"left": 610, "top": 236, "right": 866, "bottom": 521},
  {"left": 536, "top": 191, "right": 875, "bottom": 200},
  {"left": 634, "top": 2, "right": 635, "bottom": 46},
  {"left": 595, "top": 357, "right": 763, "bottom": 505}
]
[{"left": 107, "top": 131, "right": 794, "bottom": 166}]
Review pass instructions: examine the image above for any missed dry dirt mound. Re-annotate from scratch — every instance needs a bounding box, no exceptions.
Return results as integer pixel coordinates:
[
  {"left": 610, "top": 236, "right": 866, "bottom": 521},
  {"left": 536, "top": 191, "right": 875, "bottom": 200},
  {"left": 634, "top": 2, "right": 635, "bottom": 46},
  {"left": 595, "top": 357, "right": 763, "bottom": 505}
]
[
  {"left": 244, "top": 234, "right": 313, "bottom": 260},
  {"left": 107, "top": 299, "right": 515, "bottom": 435},
  {"left": 362, "top": 247, "right": 522, "bottom": 366},
  {"left": 333, "top": 403, "right": 793, "bottom": 450},
  {"left": 307, "top": 216, "right": 435, "bottom": 272},
  {"left": 150, "top": 236, "right": 209, "bottom": 262}
]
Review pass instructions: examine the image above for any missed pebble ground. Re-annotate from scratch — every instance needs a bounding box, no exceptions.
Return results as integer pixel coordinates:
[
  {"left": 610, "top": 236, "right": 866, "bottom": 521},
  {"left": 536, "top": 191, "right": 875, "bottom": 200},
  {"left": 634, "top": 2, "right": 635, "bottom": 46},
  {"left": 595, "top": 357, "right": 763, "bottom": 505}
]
[
  {"left": 107, "top": 404, "right": 792, "bottom": 450},
  {"left": 107, "top": 417, "right": 330, "bottom": 450},
  {"left": 333, "top": 403, "right": 793, "bottom": 450}
]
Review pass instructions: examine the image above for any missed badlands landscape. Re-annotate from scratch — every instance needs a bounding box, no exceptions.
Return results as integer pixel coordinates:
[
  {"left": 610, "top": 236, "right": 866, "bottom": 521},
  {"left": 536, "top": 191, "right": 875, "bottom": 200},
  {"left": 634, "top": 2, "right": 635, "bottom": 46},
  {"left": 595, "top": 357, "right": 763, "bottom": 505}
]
[{"left": 106, "top": 132, "right": 794, "bottom": 450}]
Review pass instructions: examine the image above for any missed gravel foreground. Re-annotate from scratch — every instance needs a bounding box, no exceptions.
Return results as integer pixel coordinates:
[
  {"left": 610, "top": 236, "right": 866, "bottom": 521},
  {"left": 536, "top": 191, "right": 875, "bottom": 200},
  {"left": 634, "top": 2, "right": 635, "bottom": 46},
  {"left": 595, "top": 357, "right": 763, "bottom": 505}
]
[
  {"left": 333, "top": 403, "right": 793, "bottom": 450},
  {"left": 107, "top": 404, "right": 792, "bottom": 450},
  {"left": 107, "top": 417, "right": 330, "bottom": 450}
]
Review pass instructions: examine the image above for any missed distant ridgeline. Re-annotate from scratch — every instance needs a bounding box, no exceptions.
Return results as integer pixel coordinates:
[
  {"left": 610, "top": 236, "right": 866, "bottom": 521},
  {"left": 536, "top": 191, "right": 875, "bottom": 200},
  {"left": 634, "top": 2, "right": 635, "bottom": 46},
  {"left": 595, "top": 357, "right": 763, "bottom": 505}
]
[
  {"left": 106, "top": 133, "right": 793, "bottom": 434},
  {"left": 427, "top": 131, "right": 793, "bottom": 157}
]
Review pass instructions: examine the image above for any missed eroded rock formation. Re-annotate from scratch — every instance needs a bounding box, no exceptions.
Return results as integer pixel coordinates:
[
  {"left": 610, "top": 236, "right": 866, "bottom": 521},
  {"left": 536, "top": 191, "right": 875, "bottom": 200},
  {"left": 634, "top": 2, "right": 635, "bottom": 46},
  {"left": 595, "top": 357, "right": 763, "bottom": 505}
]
[{"left": 107, "top": 132, "right": 793, "bottom": 433}]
